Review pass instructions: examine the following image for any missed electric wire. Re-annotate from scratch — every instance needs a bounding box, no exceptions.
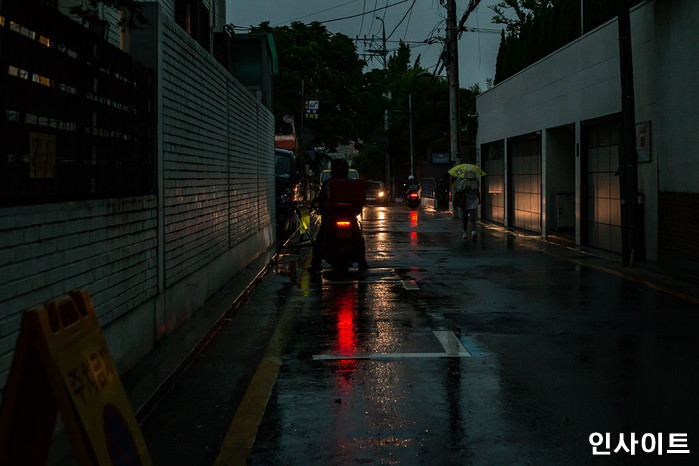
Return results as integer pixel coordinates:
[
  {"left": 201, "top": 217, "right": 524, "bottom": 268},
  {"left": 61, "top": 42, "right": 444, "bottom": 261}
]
[
  {"left": 358, "top": 0, "right": 367, "bottom": 36},
  {"left": 402, "top": 1, "right": 415, "bottom": 41},
  {"left": 318, "top": 0, "right": 411, "bottom": 24},
  {"left": 273, "top": 0, "right": 361, "bottom": 26},
  {"left": 385, "top": 0, "right": 416, "bottom": 41},
  {"left": 368, "top": 0, "right": 378, "bottom": 34}
]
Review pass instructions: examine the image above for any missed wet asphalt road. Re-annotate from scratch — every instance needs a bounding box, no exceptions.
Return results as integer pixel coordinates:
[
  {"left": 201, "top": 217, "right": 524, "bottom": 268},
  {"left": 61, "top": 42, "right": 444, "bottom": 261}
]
[{"left": 140, "top": 204, "right": 699, "bottom": 465}]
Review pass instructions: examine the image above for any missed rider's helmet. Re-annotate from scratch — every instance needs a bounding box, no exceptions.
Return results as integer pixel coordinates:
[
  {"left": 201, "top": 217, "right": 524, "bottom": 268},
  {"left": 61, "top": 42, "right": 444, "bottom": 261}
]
[{"left": 408, "top": 175, "right": 415, "bottom": 181}]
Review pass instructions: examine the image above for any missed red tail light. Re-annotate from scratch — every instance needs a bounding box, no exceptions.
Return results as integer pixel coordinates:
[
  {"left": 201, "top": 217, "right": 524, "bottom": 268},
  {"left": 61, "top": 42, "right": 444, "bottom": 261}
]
[
  {"left": 409, "top": 193, "right": 418, "bottom": 198},
  {"left": 336, "top": 220, "right": 351, "bottom": 228}
]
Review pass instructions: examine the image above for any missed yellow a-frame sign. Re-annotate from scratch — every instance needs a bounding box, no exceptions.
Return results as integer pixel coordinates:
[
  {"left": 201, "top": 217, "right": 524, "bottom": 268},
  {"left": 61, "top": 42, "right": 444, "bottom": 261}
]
[{"left": 0, "top": 290, "right": 151, "bottom": 465}]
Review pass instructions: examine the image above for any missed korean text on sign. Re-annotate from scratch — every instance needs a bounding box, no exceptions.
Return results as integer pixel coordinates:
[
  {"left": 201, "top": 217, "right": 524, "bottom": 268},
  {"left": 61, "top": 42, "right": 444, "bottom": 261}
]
[{"left": 67, "top": 345, "right": 118, "bottom": 406}]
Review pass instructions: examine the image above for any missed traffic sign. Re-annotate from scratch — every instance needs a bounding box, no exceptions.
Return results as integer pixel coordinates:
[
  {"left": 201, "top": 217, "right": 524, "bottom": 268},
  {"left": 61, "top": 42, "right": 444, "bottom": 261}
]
[{"left": 305, "top": 99, "right": 319, "bottom": 119}]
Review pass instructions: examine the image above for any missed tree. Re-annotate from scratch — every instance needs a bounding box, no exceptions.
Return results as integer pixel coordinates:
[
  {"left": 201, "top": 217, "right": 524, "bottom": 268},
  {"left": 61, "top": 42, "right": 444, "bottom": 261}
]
[
  {"left": 252, "top": 22, "right": 365, "bottom": 152},
  {"left": 489, "top": 0, "right": 550, "bottom": 36},
  {"left": 492, "top": 0, "right": 643, "bottom": 83},
  {"left": 67, "top": 0, "right": 146, "bottom": 28}
]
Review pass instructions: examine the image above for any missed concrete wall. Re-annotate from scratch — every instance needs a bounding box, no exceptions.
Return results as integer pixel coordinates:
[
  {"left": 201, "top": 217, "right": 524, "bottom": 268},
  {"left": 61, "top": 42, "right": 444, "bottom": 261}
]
[
  {"left": 149, "top": 4, "right": 276, "bottom": 336},
  {"left": 0, "top": 198, "right": 160, "bottom": 377},
  {"left": 476, "top": 0, "right": 699, "bottom": 265},
  {"left": 0, "top": 1, "right": 275, "bottom": 395}
]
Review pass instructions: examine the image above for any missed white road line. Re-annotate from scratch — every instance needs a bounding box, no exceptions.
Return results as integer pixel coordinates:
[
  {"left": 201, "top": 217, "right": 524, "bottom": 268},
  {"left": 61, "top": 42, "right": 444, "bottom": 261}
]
[
  {"left": 313, "top": 352, "right": 471, "bottom": 361},
  {"left": 433, "top": 330, "right": 471, "bottom": 356},
  {"left": 312, "top": 331, "right": 472, "bottom": 360}
]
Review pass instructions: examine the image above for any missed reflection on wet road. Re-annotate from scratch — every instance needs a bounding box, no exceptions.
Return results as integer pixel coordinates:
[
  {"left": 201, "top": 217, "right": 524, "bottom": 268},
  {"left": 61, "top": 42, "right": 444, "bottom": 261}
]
[
  {"left": 142, "top": 204, "right": 699, "bottom": 465},
  {"left": 250, "top": 206, "right": 699, "bottom": 464}
]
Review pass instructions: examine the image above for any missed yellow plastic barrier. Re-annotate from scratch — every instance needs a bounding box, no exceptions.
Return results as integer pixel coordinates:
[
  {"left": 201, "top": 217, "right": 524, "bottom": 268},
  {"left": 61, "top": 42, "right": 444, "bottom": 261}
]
[{"left": 0, "top": 289, "right": 152, "bottom": 465}]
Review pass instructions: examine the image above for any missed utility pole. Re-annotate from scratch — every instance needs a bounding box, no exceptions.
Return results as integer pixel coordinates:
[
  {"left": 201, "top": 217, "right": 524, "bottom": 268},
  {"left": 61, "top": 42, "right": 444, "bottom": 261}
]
[
  {"left": 617, "top": 0, "right": 640, "bottom": 266},
  {"left": 446, "top": 0, "right": 460, "bottom": 165},
  {"left": 373, "top": 16, "right": 391, "bottom": 193},
  {"left": 409, "top": 94, "right": 414, "bottom": 178}
]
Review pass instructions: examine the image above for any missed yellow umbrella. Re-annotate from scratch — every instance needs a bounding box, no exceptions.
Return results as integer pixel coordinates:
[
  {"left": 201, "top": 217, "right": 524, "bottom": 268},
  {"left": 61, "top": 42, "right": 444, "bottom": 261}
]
[{"left": 447, "top": 163, "right": 486, "bottom": 178}]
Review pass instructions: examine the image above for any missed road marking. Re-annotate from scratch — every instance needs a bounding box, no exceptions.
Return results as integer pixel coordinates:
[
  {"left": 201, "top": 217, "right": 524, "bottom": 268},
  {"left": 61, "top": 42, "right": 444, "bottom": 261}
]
[
  {"left": 433, "top": 330, "right": 471, "bottom": 355},
  {"left": 313, "top": 352, "right": 470, "bottom": 360},
  {"left": 402, "top": 279, "right": 420, "bottom": 290},
  {"left": 313, "top": 331, "right": 471, "bottom": 360},
  {"left": 215, "top": 259, "right": 309, "bottom": 465}
]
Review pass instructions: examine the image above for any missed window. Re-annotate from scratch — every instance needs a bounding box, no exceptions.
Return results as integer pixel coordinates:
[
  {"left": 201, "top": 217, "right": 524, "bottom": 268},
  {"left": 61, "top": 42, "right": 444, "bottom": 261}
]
[{"left": 175, "top": 0, "right": 211, "bottom": 50}]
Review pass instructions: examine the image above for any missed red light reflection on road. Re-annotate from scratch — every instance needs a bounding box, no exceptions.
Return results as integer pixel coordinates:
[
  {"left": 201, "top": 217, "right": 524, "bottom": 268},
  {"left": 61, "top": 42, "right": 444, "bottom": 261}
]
[
  {"left": 410, "top": 210, "right": 418, "bottom": 227},
  {"left": 334, "top": 288, "right": 358, "bottom": 393},
  {"left": 335, "top": 295, "right": 356, "bottom": 356}
]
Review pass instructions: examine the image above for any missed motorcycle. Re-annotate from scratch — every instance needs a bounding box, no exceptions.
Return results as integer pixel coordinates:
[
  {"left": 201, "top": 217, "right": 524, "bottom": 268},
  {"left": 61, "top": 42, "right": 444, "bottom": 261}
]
[
  {"left": 313, "top": 178, "right": 367, "bottom": 273},
  {"left": 318, "top": 211, "right": 365, "bottom": 272},
  {"left": 405, "top": 182, "right": 421, "bottom": 209}
]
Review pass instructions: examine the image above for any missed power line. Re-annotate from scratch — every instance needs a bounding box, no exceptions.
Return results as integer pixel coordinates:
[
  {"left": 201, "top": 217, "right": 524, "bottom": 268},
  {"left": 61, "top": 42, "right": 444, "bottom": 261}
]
[
  {"left": 368, "top": 0, "right": 378, "bottom": 34},
  {"left": 319, "top": 0, "right": 411, "bottom": 24},
  {"left": 385, "top": 0, "right": 416, "bottom": 41},
  {"left": 402, "top": 0, "right": 415, "bottom": 41},
  {"left": 358, "top": 0, "right": 367, "bottom": 36},
  {"left": 273, "top": 0, "right": 362, "bottom": 25}
]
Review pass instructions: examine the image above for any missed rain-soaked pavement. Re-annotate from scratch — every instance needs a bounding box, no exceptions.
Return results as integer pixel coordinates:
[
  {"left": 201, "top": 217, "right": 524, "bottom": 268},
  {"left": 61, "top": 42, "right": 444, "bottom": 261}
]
[{"left": 62, "top": 204, "right": 699, "bottom": 464}]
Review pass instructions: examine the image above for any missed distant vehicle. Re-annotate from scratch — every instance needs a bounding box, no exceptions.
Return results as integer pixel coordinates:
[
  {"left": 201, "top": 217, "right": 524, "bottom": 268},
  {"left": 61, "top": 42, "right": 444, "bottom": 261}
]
[
  {"left": 320, "top": 168, "right": 359, "bottom": 184},
  {"left": 365, "top": 180, "right": 389, "bottom": 205},
  {"left": 404, "top": 178, "right": 421, "bottom": 209}
]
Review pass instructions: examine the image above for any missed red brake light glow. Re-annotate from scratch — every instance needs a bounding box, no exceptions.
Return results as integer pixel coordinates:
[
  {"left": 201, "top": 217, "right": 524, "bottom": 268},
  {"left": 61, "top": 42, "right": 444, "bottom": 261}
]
[
  {"left": 409, "top": 193, "right": 418, "bottom": 198},
  {"left": 336, "top": 220, "right": 351, "bottom": 228}
]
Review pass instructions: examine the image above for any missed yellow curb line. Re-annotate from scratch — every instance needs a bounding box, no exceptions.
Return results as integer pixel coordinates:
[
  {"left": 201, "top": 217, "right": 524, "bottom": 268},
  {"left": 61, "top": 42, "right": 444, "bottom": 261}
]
[{"left": 214, "top": 257, "right": 313, "bottom": 465}]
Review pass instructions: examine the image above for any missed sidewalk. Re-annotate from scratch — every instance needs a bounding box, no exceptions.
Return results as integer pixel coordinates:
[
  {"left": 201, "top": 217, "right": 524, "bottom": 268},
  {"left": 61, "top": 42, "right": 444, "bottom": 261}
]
[
  {"left": 424, "top": 199, "right": 699, "bottom": 304},
  {"left": 47, "top": 248, "right": 278, "bottom": 465}
]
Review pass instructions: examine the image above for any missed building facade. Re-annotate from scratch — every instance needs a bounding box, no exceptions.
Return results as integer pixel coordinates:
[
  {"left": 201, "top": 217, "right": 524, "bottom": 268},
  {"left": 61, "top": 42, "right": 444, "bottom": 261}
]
[
  {"left": 476, "top": 0, "right": 698, "bottom": 273},
  {"left": 0, "top": 0, "right": 276, "bottom": 396}
]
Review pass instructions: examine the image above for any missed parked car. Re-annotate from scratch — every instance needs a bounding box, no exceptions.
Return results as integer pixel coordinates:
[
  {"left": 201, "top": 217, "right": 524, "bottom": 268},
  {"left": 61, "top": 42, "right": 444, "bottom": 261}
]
[{"left": 365, "top": 180, "right": 389, "bottom": 205}]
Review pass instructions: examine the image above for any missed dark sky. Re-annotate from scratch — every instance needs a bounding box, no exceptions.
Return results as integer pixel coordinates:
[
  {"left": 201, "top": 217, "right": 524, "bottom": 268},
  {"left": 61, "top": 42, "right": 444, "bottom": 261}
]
[{"left": 225, "top": 0, "right": 505, "bottom": 89}]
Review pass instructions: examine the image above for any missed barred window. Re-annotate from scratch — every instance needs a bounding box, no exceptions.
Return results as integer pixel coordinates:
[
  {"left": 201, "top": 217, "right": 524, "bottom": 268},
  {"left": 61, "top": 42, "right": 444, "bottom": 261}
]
[{"left": 0, "top": 0, "right": 154, "bottom": 206}]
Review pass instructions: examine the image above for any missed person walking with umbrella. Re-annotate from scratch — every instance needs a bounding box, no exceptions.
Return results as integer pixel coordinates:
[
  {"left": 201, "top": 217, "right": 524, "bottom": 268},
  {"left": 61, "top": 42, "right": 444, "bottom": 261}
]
[{"left": 450, "top": 165, "right": 483, "bottom": 240}]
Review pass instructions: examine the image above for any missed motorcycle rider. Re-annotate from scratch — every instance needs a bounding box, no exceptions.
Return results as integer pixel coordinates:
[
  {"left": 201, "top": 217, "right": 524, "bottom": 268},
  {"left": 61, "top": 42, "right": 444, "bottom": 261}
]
[
  {"left": 405, "top": 175, "right": 421, "bottom": 207},
  {"left": 405, "top": 175, "right": 421, "bottom": 196},
  {"left": 310, "top": 158, "right": 369, "bottom": 273}
]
